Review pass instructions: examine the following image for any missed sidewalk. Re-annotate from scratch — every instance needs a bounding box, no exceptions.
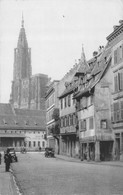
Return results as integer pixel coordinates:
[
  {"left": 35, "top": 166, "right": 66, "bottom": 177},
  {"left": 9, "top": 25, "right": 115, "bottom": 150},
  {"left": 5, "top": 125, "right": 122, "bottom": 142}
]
[
  {"left": 0, "top": 162, "right": 18, "bottom": 195},
  {"left": 55, "top": 154, "right": 123, "bottom": 167}
]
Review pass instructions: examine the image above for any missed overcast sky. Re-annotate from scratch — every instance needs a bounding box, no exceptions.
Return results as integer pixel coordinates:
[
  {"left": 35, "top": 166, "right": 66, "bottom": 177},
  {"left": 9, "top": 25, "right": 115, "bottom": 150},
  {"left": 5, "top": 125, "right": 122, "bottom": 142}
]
[{"left": 0, "top": 0, "right": 123, "bottom": 103}]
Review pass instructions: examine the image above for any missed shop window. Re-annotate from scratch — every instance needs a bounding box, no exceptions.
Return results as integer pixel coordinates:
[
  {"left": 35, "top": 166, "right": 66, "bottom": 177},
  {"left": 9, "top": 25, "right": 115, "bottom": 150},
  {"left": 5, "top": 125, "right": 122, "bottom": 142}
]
[{"left": 101, "top": 120, "right": 107, "bottom": 129}]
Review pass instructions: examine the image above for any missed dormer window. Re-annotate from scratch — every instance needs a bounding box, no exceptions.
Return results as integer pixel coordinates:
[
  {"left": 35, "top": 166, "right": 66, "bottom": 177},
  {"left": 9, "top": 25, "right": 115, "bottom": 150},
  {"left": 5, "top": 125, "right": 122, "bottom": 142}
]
[
  {"left": 3, "top": 119, "right": 7, "bottom": 125},
  {"left": 25, "top": 121, "right": 29, "bottom": 125},
  {"left": 14, "top": 121, "right": 18, "bottom": 125}
]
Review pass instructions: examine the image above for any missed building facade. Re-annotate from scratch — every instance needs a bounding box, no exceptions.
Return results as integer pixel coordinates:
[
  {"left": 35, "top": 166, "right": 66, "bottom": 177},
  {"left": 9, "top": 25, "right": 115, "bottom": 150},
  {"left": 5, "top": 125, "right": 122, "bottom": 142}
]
[
  {"left": 74, "top": 45, "right": 114, "bottom": 161},
  {"left": 10, "top": 18, "right": 48, "bottom": 110},
  {"left": 58, "top": 47, "right": 89, "bottom": 158},
  {"left": 45, "top": 80, "right": 59, "bottom": 152},
  {"left": 107, "top": 20, "right": 123, "bottom": 161},
  {"left": 0, "top": 104, "right": 46, "bottom": 151}
]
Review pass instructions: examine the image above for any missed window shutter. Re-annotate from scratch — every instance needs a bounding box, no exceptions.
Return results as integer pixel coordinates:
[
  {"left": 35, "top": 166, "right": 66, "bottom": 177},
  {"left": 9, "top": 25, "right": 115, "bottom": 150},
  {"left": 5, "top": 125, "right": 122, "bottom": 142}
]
[
  {"left": 119, "top": 72, "right": 123, "bottom": 90},
  {"left": 114, "top": 75, "right": 118, "bottom": 92},
  {"left": 114, "top": 49, "right": 117, "bottom": 64},
  {"left": 120, "top": 101, "right": 123, "bottom": 120}
]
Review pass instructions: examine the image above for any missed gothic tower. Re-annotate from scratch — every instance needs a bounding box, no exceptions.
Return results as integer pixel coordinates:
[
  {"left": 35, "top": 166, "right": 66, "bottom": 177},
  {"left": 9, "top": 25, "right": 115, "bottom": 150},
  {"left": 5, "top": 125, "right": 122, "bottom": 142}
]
[
  {"left": 10, "top": 17, "right": 32, "bottom": 108},
  {"left": 10, "top": 17, "right": 49, "bottom": 110}
]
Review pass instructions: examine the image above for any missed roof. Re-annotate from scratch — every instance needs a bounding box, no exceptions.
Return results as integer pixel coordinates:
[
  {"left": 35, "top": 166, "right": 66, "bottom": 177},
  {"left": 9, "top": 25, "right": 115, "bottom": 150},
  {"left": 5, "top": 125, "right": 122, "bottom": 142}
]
[
  {"left": 106, "top": 20, "right": 123, "bottom": 42},
  {"left": 0, "top": 104, "right": 46, "bottom": 130},
  {"left": 0, "top": 104, "right": 14, "bottom": 115},
  {"left": 59, "top": 46, "right": 90, "bottom": 99},
  {"left": 59, "top": 80, "right": 78, "bottom": 99},
  {"left": 74, "top": 47, "right": 111, "bottom": 99}
]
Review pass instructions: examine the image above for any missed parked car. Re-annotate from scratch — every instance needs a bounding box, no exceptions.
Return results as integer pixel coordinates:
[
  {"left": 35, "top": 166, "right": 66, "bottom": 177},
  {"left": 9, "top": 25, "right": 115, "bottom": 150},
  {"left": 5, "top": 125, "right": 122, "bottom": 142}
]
[
  {"left": 45, "top": 147, "right": 55, "bottom": 158},
  {"left": 6, "top": 147, "right": 18, "bottom": 162}
]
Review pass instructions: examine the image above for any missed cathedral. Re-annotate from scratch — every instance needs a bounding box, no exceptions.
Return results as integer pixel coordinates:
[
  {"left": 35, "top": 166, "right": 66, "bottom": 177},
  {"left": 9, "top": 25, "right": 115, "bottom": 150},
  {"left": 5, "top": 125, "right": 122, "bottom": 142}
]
[{"left": 10, "top": 17, "right": 48, "bottom": 110}]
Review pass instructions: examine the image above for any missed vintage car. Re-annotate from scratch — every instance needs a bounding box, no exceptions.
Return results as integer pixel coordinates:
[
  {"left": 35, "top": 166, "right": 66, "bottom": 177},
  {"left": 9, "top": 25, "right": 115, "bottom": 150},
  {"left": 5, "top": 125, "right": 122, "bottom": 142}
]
[
  {"left": 44, "top": 147, "right": 55, "bottom": 158},
  {"left": 6, "top": 147, "right": 18, "bottom": 162}
]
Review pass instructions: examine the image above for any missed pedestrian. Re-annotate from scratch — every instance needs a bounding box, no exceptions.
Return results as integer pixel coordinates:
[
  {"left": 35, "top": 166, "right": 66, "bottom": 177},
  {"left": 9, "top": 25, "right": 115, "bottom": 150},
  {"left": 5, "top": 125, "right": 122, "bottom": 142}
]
[
  {"left": 0, "top": 152, "right": 1, "bottom": 165},
  {"left": 4, "top": 149, "right": 12, "bottom": 172}
]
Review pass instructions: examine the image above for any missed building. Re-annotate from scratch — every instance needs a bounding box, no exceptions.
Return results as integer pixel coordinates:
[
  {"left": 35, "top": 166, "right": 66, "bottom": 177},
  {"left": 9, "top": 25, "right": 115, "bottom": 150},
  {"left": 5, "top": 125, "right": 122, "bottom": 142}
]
[
  {"left": 10, "top": 17, "right": 48, "bottom": 110},
  {"left": 58, "top": 47, "right": 89, "bottom": 158},
  {"left": 45, "top": 80, "right": 59, "bottom": 152},
  {"left": 107, "top": 20, "right": 123, "bottom": 161},
  {"left": 0, "top": 103, "right": 46, "bottom": 151},
  {"left": 74, "top": 45, "right": 113, "bottom": 161}
]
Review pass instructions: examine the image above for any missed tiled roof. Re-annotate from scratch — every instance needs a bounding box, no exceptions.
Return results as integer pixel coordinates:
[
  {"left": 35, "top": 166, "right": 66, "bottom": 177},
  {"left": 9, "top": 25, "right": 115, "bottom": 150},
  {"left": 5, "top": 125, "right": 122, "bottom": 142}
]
[
  {"left": 59, "top": 81, "right": 78, "bottom": 98},
  {"left": 0, "top": 104, "right": 46, "bottom": 130},
  {"left": 0, "top": 104, "right": 14, "bottom": 115},
  {"left": 14, "top": 108, "right": 45, "bottom": 117},
  {"left": 74, "top": 47, "right": 111, "bottom": 99}
]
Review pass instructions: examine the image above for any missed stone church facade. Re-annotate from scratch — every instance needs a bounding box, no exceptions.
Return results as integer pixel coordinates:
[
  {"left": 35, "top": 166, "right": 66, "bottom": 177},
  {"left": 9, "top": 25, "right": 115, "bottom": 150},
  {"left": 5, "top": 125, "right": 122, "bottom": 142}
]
[{"left": 10, "top": 18, "right": 48, "bottom": 110}]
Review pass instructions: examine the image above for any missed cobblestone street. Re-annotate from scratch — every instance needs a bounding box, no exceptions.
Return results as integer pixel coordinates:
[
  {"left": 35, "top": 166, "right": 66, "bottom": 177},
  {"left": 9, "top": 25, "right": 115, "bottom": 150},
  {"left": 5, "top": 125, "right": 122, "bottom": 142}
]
[{"left": 11, "top": 152, "right": 123, "bottom": 195}]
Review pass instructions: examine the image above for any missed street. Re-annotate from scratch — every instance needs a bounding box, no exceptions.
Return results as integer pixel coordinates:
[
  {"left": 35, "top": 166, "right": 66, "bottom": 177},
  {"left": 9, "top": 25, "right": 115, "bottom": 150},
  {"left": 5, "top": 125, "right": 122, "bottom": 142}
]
[{"left": 11, "top": 152, "right": 123, "bottom": 195}]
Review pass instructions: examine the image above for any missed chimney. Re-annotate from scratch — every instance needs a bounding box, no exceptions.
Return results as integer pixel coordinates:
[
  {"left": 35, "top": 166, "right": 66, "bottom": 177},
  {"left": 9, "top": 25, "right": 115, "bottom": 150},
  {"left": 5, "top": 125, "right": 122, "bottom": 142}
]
[{"left": 93, "top": 51, "right": 98, "bottom": 57}]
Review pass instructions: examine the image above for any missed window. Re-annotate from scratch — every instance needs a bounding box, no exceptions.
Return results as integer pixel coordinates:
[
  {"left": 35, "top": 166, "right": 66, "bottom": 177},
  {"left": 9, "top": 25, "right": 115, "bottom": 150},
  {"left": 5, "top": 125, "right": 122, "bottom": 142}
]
[
  {"left": 38, "top": 141, "right": 40, "bottom": 147},
  {"left": 89, "top": 117, "right": 94, "bottom": 129},
  {"left": 60, "top": 118, "right": 63, "bottom": 128},
  {"left": 61, "top": 99, "right": 63, "bottom": 109},
  {"left": 64, "top": 97, "right": 67, "bottom": 108},
  {"left": 101, "top": 120, "right": 107, "bottom": 129},
  {"left": 114, "top": 71, "right": 123, "bottom": 92},
  {"left": 114, "top": 49, "right": 117, "bottom": 64},
  {"left": 73, "top": 114, "right": 76, "bottom": 125},
  {"left": 42, "top": 141, "right": 45, "bottom": 148},
  {"left": 80, "top": 119, "right": 86, "bottom": 131},
  {"left": 64, "top": 116, "right": 67, "bottom": 127},
  {"left": 70, "top": 115, "right": 73, "bottom": 126},
  {"left": 68, "top": 94, "right": 71, "bottom": 107},
  {"left": 33, "top": 141, "right": 35, "bottom": 147},
  {"left": 29, "top": 141, "right": 31, "bottom": 147}
]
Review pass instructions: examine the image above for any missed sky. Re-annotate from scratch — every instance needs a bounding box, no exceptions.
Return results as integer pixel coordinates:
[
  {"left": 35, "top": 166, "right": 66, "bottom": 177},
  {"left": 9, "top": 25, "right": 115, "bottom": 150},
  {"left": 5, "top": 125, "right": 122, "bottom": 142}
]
[{"left": 0, "top": 0, "right": 123, "bottom": 103}]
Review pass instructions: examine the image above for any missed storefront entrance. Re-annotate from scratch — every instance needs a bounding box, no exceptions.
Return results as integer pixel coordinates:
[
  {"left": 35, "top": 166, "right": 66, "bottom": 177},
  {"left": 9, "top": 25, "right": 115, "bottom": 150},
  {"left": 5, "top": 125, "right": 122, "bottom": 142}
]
[{"left": 100, "top": 141, "right": 113, "bottom": 161}]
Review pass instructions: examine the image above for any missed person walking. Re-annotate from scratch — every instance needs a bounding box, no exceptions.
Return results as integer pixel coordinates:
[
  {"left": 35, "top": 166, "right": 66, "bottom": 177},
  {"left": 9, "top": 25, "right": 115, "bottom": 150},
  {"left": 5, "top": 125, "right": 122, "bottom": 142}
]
[{"left": 4, "top": 149, "right": 12, "bottom": 172}]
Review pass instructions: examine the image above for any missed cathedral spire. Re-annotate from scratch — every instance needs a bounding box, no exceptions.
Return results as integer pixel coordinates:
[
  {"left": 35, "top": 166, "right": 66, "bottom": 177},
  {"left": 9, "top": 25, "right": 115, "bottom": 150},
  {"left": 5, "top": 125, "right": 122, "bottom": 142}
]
[
  {"left": 21, "top": 13, "right": 24, "bottom": 28},
  {"left": 81, "top": 44, "right": 86, "bottom": 63}
]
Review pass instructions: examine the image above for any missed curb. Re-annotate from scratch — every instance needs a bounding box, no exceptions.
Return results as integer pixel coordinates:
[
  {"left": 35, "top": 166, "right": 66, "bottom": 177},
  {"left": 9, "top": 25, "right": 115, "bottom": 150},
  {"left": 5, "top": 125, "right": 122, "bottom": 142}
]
[{"left": 56, "top": 155, "right": 123, "bottom": 168}]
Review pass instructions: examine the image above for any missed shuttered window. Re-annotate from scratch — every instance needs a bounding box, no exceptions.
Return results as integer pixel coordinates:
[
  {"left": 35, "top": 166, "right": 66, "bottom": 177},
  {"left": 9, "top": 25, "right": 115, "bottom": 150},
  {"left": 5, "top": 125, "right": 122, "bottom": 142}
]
[
  {"left": 113, "top": 101, "right": 123, "bottom": 122},
  {"left": 114, "top": 75, "right": 118, "bottom": 92},
  {"left": 114, "top": 71, "right": 123, "bottom": 92},
  {"left": 114, "top": 49, "right": 117, "bottom": 64},
  {"left": 119, "top": 72, "right": 123, "bottom": 90},
  {"left": 68, "top": 94, "right": 71, "bottom": 107}
]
